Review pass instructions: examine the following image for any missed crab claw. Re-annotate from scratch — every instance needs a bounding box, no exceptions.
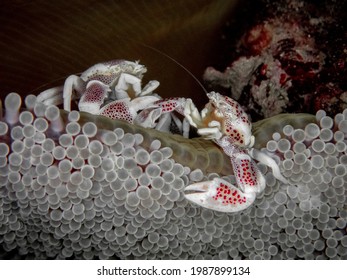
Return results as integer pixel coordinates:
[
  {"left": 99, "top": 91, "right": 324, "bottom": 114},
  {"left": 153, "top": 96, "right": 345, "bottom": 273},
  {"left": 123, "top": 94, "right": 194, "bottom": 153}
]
[
  {"left": 79, "top": 80, "right": 109, "bottom": 114},
  {"left": 184, "top": 178, "right": 256, "bottom": 213},
  {"left": 231, "top": 152, "right": 266, "bottom": 194},
  {"left": 216, "top": 136, "right": 266, "bottom": 194}
]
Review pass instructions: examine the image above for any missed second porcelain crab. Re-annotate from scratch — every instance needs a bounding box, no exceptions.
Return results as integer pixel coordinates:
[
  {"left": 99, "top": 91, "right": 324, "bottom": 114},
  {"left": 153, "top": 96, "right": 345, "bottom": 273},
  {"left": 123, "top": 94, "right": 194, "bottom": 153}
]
[
  {"left": 36, "top": 60, "right": 288, "bottom": 213},
  {"left": 36, "top": 60, "right": 188, "bottom": 135}
]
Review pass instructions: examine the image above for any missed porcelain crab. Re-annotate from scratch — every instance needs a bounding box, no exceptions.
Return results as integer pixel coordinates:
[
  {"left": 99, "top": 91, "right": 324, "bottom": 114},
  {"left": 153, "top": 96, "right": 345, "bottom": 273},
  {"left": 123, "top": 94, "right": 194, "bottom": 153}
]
[
  {"left": 36, "top": 60, "right": 192, "bottom": 135},
  {"left": 36, "top": 60, "right": 287, "bottom": 213},
  {"left": 147, "top": 91, "right": 288, "bottom": 212}
]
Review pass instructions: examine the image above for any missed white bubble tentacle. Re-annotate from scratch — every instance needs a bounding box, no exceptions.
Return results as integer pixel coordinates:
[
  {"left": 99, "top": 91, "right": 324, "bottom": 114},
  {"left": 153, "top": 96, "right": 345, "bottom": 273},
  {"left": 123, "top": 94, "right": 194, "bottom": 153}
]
[{"left": 4, "top": 92, "right": 21, "bottom": 125}]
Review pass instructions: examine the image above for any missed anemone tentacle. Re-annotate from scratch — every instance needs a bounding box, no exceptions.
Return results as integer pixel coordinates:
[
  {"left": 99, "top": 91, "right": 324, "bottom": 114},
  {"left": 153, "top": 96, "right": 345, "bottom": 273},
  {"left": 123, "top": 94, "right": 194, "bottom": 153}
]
[{"left": 0, "top": 94, "right": 346, "bottom": 260}]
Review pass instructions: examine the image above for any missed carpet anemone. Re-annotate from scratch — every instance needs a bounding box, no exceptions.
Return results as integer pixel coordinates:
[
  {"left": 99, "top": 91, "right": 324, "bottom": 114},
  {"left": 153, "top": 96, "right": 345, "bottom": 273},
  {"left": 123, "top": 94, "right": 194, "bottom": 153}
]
[{"left": 0, "top": 93, "right": 345, "bottom": 260}]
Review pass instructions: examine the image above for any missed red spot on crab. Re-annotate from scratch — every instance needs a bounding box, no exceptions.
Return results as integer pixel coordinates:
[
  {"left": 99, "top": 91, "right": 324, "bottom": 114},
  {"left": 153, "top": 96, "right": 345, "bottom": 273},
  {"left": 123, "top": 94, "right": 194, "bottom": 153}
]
[
  {"left": 100, "top": 101, "right": 133, "bottom": 122},
  {"left": 212, "top": 182, "right": 248, "bottom": 205},
  {"left": 80, "top": 82, "right": 107, "bottom": 104},
  {"left": 154, "top": 98, "right": 184, "bottom": 114},
  {"left": 233, "top": 157, "right": 259, "bottom": 188}
]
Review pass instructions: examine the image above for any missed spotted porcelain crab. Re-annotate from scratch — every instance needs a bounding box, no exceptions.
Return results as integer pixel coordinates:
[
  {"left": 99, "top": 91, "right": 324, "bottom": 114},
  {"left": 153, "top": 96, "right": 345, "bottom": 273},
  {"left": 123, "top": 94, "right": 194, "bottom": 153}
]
[
  {"left": 37, "top": 60, "right": 287, "bottom": 213},
  {"left": 37, "top": 60, "right": 192, "bottom": 135},
  {"left": 149, "top": 92, "right": 288, "bottom": 212}
]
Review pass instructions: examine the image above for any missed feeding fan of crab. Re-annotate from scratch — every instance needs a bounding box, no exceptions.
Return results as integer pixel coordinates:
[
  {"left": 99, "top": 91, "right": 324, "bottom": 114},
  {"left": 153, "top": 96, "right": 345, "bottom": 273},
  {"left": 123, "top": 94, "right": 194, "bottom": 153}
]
[{"left": 36, "top": 59, "right": 288, "bottom": 213}]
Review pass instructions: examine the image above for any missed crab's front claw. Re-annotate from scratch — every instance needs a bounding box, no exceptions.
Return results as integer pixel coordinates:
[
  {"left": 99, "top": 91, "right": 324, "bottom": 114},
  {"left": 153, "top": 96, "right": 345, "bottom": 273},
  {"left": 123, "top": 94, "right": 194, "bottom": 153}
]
[
  {"left": 184, "top": 178, "right": 256, "bottom": 213},
  {"left": 78, "top": 80, "right": 109, "bottom": 114},
  {"left": 197, "top": 125, "right": 223, "bottom": 140},
  {"left": 115, "top": 73, "right": 142, "bottom": 99}
]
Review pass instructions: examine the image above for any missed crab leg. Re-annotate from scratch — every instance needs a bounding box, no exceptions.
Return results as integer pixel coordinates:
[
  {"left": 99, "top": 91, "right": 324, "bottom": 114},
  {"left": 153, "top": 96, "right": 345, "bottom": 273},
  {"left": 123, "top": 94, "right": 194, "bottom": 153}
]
[
  {"left": 153, "top": 97, "right": 188, "bottom": 114},
  {"left": 114, "top": 73, "right": 142, "bottom": 99},
  {"left": 155, "top": 113, "right": 172, "bottom": 132},
  {"left": 133, "top": 97, "right": 193, "bottom": 132},
  {"left": 140, "top": 80, "right": 160, "bottom": 96},
  {"left": 36, "top": 85, "right": 64, "bottom": 106},
  {"left": 99, "top": 95, "right": 160, "bottom": 122},
  {"left": 133, "top": 107, "right": 162, "bottom": 128},
  {"left": 216, "top": 136, "right": 266, "bottom": 194},
  {"left": 184, "top": 177, "right": 256, "bottom": 213},
  {"left": 230, "top": 151, "right": 266, "bottom": 194},
  {"left": 63, "top": 75, "right": 86, "bottom": 111},
  {"left": 248, "top": 148, "right": 289, "bottom": 184}
]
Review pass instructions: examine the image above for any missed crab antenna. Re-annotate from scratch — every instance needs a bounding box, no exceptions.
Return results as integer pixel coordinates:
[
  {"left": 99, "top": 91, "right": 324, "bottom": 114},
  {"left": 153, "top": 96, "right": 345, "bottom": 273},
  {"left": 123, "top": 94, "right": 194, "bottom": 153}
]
[
  {"left": 116, "top": 35, "right": 209, "bottom": 95},
  {"left": 142, "top": 44, "right": 209, "bottom": 95}
]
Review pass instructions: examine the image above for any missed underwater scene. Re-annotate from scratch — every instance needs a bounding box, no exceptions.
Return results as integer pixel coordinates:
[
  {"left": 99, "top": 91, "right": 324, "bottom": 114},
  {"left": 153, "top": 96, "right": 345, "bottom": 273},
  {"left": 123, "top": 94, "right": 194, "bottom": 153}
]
[{"left": 0, "top": 0, "right": 346, "bottom": 260}]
